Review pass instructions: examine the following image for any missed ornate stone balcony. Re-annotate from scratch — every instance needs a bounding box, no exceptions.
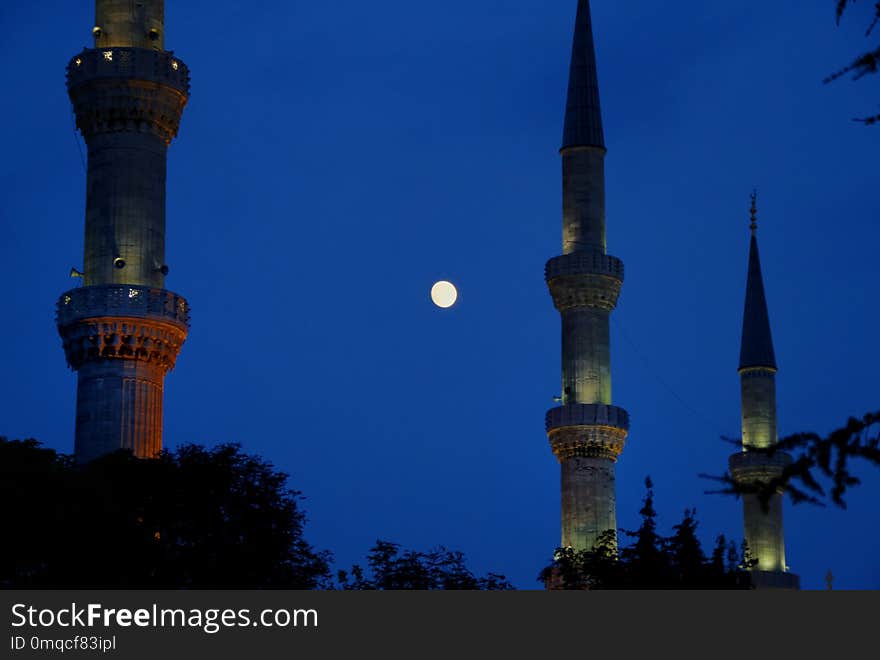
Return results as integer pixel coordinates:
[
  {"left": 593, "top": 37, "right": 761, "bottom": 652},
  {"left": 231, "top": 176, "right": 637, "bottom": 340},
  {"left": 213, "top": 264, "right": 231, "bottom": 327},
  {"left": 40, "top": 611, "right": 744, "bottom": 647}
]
[
  {"left": 67, "top": 48, "right": 190, "bottom": 94},
  {"left": 728, "top": 450, "right": 792, "bottom": 486},
  {"left": 545, "top": 251, "right": 624, "bottom": 281},
  {"left": 57, "top": 285, "right": 189, "bottom": 371},
  {"left": 546, "top": 403, "right": 630, "bottom": 432},
  {"left": 66, "top": 48, "right": 190, "bottom": 143},
  {"left": 546, "top": 403, "right": 629, "bottom": 461},
  {"left": 58, "top": 284, "right": 189, "bottom": 328},
  {"left": 546, "top": 252, "right": 624, "bottom": 313}
]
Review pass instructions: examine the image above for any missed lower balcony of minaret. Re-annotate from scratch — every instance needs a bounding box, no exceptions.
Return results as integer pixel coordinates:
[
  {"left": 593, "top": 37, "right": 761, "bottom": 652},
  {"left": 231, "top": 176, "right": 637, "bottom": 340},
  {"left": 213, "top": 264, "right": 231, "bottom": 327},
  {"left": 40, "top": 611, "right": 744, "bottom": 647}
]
[
  {"left": 57, "top": 284, "right": 189, "bottom": 373},
  {"left": 728, "top": 450, "right": 792, "bottom": 489},
  {"left": 546, "top": 403, "right": 629, "bottom": 462}
]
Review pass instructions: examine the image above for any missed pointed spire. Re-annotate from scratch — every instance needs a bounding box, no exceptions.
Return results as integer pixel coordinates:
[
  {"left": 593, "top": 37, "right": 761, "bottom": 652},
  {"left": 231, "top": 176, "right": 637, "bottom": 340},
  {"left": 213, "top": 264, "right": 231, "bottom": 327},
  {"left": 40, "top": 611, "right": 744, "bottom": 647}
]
[
  {"left": 562, "top": 0, "right": 605, "bottom": 150},
  {"left": 749, "top": 190, "right": 758, "bottom": 235},
  {"left": 739, "top": 193, "right": 777, "bottom": 371}
]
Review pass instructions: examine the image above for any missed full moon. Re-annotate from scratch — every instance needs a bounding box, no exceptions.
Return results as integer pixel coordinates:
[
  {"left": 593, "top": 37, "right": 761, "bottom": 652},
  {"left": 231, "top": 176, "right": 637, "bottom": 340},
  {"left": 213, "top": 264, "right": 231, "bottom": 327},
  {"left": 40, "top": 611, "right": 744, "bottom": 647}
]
[{"left": 430, "top": 281, "right": 458, "bottom": 308}]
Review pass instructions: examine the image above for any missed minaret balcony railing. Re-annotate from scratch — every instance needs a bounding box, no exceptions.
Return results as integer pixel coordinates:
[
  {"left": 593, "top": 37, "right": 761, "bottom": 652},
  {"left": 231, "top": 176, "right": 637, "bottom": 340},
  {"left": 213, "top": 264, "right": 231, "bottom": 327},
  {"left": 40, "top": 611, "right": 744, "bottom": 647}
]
[
  {"left": 546, "top": 404, "right": 629, "bottom": 462},
  {"left": 67, "top": 48, "right": 190, "bottom": 95},
  {"left": 546, "top": 403, "right": 630, "bottom": 433},
  {"left": 57, "top": 284, "right": 190, "bottom": 330},
  {"left": 728, "top": 450, "right": 792, "bottom": 486},
  {"left": 545, "top": 251, "right": 624, "bottom": 281}
]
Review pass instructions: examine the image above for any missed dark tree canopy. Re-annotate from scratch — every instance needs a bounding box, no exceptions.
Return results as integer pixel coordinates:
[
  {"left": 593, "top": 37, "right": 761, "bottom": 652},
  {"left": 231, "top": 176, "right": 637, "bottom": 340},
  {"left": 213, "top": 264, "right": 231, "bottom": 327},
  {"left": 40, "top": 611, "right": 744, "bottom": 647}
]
[
  {"left": 539, "top": 478, "right": 752, "bottom": 590},
  {"left": 337, "top": 540, "right": 514, "bottom": 590},
  {"left": 0, "top": 439, "right": 331, "bottom": 588},
  {"left": 827, "top": 0, "right": 880, "bottom": 123}
]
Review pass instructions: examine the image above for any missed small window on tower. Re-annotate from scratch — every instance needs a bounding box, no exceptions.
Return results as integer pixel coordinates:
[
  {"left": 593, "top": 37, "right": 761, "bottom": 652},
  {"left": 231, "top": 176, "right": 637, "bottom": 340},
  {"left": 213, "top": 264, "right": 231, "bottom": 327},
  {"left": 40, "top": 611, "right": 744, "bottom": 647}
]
[
  {"left": 149, "top": 28, "right": 160, "bottom": 41},
  {"left": 75, "top": 57, "right": 82, "bottom": 67},
  {"left": 171, "top": 60, "right": 179, "bottom": 71},
  {"left": 103, "top": 51, "right": 113, "bottom": 62}
]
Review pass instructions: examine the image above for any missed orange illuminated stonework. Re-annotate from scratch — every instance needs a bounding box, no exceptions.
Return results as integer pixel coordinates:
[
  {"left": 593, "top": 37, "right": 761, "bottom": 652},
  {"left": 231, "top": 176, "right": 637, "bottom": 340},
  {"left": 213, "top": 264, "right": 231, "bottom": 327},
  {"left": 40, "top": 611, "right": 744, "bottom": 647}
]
[{"left": 59, "top": 316, "right": 186, "bottom": 372}]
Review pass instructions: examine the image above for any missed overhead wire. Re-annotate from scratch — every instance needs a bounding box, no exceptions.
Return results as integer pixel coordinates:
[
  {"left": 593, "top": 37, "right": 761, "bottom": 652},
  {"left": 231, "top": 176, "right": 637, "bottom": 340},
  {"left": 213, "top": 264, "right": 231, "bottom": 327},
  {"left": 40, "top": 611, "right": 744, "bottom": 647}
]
[
  {"left": 71, "top": 110, "right": 86, "bottom": 173},
  {"left": 611, "top": 315, "right": 734, "bottom": 441}
]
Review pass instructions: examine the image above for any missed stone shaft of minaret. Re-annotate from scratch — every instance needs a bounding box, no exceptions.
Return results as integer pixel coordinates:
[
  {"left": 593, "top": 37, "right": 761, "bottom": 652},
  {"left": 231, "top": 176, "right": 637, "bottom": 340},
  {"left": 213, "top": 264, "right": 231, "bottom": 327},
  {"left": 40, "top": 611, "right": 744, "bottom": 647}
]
[
  {"left": 736, "top": 365, "right": 786, "bottom": 572},
  {"left": 95, "top": 0, "right": 165, "bottom": 50},
  {"left": 728, "top": 197, "right": 798, "bottom": 589},
  {"left": 546, "top": 0, "right": 629, "bottom": 552},
  {"left": 57, "top": 0, "right": 190, "bottom": 462}
]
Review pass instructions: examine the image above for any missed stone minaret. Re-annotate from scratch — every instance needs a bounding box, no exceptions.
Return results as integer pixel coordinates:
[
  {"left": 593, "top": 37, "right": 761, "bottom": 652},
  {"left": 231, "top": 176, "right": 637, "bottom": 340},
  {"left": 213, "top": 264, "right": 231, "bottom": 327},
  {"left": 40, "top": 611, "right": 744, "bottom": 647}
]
[
  {"left": 57, "top": 1, "right": 190, "bottom": 462},
  {"left": 728, "top": 194, "right": 799, "bottom": 589},
  {"left": 545, "top": 0, "right": 629, "bottom": 552}
]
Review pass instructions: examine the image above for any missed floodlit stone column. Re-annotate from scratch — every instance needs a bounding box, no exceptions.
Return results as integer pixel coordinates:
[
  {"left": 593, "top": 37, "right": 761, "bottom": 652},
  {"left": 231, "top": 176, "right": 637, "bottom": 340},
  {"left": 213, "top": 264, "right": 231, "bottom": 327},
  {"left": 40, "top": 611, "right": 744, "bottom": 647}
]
[
  {"left": 545, "top": 1, "right": 629, "bottom": 552},
  {"left": 729, "top": 195, "right": 799, "bottom": 589},
  {"left": 57, "top": 1, "right": 190, "bottom": 461}
]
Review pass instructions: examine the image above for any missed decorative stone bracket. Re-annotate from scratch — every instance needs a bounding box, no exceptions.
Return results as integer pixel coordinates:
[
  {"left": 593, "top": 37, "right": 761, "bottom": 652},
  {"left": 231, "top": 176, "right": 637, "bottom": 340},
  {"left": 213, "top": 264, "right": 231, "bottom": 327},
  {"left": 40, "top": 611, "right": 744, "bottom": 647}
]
[{"left": 59, "top": 316, "right": 185, "bottom": 371}]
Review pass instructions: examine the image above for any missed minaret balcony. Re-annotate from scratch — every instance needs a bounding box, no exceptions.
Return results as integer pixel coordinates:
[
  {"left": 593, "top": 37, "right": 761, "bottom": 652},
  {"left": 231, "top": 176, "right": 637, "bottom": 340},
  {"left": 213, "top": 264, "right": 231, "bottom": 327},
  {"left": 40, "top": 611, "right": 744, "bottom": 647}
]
[
  {"left": 728, "top": 450, "right": 792, "bottom": 488},
  {"left": 57, "top": 285, "right": 189, "bottom": 371},
  {"left": 545, "top": 251, "right": 624, "bottom": 281},
  {"left": 545, "top": 403, "right": 629, "bottom": 462},
  {"left": 546, "top": 252, "right": 624, "bottom": 312},
  {"left": 67, "top": 48, "right": 189, "bottom": 143},
  {"left": 546, "top": 403, "right": 629, "bottom": 432},
  {"left": 67, "top": 48, "right": 190, "bottom": 94},
  {"left": 58, "top": 284, "right": 189, "bottom": 329}
]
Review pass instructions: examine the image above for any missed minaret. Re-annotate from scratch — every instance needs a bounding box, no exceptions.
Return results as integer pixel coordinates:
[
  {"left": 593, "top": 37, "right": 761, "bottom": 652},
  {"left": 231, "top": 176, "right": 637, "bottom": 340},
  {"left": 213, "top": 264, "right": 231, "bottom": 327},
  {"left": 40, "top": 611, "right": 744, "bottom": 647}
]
[
  {"left": 728, "top": 194, "right": 799, "bottom": 589},
  {"left": 545, "top": 0, "right": 629, "bottom": 552},
  {"left": 57, "top": 1, "right": 190, "bottom": 462}
]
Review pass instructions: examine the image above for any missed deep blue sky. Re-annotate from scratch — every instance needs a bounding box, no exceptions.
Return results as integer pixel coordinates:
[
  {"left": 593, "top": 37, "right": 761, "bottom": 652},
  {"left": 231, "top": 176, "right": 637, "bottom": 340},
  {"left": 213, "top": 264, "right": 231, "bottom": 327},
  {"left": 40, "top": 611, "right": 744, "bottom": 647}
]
[{"left": 2, "top": 1, "right": 878, "bottom": 589}]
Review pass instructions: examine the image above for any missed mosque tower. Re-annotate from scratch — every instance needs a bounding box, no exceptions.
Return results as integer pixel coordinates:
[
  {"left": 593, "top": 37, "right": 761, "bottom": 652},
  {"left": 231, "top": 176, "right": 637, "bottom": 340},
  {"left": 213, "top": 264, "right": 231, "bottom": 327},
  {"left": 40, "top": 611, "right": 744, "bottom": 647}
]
[
  {"left": 545, "top": 0, "right": 629, "bottom": 552},
  {"left": 57, "top": 1, "right": 190, "bottom": 462},
  {"left": 729, "top": 194, "right": 799, "bottom": 589}
]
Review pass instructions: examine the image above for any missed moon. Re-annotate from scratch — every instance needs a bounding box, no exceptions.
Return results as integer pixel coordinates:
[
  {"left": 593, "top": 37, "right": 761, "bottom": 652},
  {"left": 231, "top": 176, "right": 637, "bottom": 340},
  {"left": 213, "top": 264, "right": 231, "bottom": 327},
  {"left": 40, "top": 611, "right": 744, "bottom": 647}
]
[{"left": 430, "top": 281, "right": 458, "bottom": 308}]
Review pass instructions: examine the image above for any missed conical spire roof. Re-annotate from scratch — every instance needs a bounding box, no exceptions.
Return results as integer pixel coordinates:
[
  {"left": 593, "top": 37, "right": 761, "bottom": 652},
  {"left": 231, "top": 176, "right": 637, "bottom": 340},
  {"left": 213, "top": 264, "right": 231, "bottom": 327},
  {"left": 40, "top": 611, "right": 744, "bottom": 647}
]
[
  {"left": 562, "top": 0, "right": 605, "bottom": 150},
  {"left": 739, "top": 199, "right": 777, "bottom": 371}
]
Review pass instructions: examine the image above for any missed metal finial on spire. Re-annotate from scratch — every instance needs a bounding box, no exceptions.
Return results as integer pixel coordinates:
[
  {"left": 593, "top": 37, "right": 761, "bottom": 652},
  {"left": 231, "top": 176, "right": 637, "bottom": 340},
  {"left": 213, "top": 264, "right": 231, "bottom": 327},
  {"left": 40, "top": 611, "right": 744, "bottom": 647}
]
[{"left": 749, "top": 190, "right": 758, "bottom": 234}]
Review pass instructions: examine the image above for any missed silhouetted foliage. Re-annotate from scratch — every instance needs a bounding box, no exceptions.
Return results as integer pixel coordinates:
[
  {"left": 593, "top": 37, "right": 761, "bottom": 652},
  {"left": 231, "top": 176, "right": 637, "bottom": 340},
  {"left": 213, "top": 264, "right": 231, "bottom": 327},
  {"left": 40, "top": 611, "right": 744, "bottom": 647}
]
[
  {"left": 704, "top": 411, "right": 880, "bottom": 510},
  {"left": 0, "top": 439, "right": 331, "bottom": 588},
  {"left": 620, "top": 477, "right": 667, "bottom": 587},
  {"left": 826, "top": 0, "right": 880, "bottom": 123},
  {"left": 337, "top": 540, "right": 514, "bottom": 590},
  {"left": 539, "top": 478, "right": 752, "bottom": 589},
  {"left": 666, "top": 509, "right": 707, "bottom": 587}
]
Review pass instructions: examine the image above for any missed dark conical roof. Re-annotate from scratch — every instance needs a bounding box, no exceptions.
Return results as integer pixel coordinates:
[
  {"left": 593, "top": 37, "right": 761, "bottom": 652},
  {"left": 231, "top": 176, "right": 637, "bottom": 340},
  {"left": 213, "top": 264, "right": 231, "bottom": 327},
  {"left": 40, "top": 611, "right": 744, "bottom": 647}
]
[
  {"left": 562, "top": 0, "right": 605, "bottom": 150},
  {"left": 739, "top": 232, "right": 777, "bottom": 371}
]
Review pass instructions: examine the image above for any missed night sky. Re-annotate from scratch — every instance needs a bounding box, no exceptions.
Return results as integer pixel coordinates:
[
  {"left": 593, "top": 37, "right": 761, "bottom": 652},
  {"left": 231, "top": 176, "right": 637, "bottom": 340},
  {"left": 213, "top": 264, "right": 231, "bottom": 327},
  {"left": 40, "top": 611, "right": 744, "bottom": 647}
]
[{"left": 2, "top": 1, "right": 878, "bottom": 589}]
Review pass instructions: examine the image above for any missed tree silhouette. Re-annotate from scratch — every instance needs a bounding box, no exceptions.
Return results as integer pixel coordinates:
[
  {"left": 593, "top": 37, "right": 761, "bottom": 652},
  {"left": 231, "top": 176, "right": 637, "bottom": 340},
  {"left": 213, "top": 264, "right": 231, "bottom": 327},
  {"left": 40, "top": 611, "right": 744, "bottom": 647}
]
[
  {"left": 1, "top": 438, "right": 513, "bottom": 590},
  {"left": 0, "top": 439, "right": 330, "bottom": 588},
  {"left": 337, "top": 540, "right": 513, "bottom": 590},
  {"left": 826, "top": 0, "right": 880, "bottom": 123},
  {"left": 620, "top": 477, "right": 667, "bottom": 587},
  {"left": 665, "top": 509, "right": 706, "bottom": 587}
]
